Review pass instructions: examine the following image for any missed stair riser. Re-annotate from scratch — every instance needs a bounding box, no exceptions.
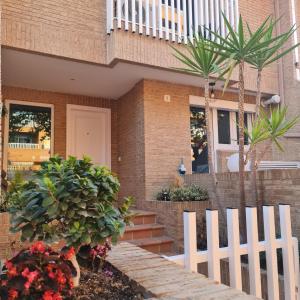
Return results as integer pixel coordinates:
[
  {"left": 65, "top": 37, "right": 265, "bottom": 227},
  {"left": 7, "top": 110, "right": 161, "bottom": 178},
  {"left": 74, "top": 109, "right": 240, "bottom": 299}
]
[
  {"left": 120, "top": 228, "right": 164, "bottom": 241},
  {"left": 133, "top": 215, "right": 156, "bottom": 225},
  {"left": 140, "top": 242, "right": 173, "bottom": 254}
]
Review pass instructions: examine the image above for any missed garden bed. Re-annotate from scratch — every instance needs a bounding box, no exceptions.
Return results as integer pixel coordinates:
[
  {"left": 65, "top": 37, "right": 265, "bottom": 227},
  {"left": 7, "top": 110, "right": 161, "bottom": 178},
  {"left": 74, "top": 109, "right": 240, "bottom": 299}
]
[{"left": 73, "top": 262, "right": 143, "bottom": 300}]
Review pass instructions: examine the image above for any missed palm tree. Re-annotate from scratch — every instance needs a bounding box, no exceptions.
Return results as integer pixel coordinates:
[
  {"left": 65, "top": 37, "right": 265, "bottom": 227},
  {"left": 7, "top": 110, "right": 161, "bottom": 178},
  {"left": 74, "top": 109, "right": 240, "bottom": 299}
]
[
  {"left": 245, "top": 20, "right": 299, "bottom": 204},
  {"left": 171, "top": 35, "right": 228, "bottom": 221},
  {"left": 208, "top": 14, "right": 275, "bottom": 226}
]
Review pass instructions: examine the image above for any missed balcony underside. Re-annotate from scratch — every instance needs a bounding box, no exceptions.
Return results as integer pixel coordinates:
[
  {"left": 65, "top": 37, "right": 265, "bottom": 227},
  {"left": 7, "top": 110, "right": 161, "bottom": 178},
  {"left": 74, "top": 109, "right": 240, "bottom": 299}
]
[{"left": 2, "top": 47, "right": 229, "bottom": 99}]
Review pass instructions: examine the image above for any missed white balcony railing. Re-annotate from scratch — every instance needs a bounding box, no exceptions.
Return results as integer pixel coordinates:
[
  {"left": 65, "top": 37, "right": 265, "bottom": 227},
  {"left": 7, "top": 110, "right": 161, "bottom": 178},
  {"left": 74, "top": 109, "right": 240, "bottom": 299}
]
[
  {"left": 107, "top": 0, "right": 239, "bottom": 43},
  {"left": 9, "top": 143, "right": 40, "bottom": 149}
]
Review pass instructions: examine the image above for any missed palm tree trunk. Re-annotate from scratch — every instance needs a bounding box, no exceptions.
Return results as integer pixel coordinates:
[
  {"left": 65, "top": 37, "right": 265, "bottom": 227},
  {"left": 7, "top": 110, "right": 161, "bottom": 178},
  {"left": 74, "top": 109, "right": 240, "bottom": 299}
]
[
  {"left": 238, "top": 60, "right": 246, "bottom": 239},
  {"left": 204, "top": 79, "right": 217, "bottom": 186},
  {"left": 250, "top": 69, "right": 262, "bottom": 207},
  {"left": 204, "top": 79, "right": 226, "bottom": 234}
]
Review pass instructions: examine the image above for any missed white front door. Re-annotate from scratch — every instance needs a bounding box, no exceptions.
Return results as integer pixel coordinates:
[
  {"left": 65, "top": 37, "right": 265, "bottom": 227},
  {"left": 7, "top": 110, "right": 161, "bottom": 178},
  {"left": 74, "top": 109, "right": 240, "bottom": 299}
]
[{"left": 67, "top": 105, "right": 111, "bottom": 167}]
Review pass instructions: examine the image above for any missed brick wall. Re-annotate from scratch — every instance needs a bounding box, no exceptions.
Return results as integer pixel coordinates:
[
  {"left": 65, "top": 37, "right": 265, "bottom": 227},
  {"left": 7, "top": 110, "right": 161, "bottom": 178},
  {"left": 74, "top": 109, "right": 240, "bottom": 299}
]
[
  {"left": 117, "top": 81, "right": 146, "bottom": 204},
  {"left": 185, "top": 169, "right": 300, "bottom": 241},
  {"left": 143, "top": 200, "right": 211, "bottom": 252},
  {"left": 271, "top": 0, "right": 300, "bottom": 161},
  {"left": 2, "top": 86, "right": 119, "bottom": 173},
  {"left": 2, "top": 0, "right": 107, "bottom": 64},
  {"left": 2, "top": 0, "right": 279, "bottom": 95}
]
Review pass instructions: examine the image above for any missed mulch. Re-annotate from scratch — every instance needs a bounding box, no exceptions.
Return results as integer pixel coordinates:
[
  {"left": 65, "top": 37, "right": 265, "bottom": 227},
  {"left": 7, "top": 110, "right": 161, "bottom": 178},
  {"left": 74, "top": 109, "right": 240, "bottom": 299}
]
[{"left": 72, "top": 262, "right": 144, "bottom": 300}]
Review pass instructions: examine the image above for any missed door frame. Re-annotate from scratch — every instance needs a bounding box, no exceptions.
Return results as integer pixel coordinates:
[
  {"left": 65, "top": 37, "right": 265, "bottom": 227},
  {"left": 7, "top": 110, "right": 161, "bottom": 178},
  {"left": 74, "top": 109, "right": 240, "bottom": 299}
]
[
  {"left": 3, "top": 99, "right": 55, "bottom": 172},
  {"left": 66, "top": 104, "right": 111, "bottom": 168}
]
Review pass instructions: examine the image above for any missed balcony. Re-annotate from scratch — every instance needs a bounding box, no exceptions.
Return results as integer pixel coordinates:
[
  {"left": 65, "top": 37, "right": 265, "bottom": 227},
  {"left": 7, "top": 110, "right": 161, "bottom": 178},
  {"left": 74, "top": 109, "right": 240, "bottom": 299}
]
[{"left": 107, "top": 0, "right": 239, "bottom": 43}]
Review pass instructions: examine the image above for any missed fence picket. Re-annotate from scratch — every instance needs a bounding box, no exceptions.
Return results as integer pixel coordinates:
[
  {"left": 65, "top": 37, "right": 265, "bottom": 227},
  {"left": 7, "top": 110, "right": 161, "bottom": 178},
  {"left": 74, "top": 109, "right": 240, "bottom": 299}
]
[
  {"left": 263, "top": 205, "right": 280, "bottom": 300},
  {"left": 206, "top": 209, "right": 221, "bottom": 282},
  {"left": 152, "top": 0, "right": 156, "bottom": 37},
  {"left": 139, "top": 0, "right": 143, "bottom": 34},
  {"left": 166, "top": 205, "right": 299, "bottom": 300},
  {"left": 279, "top": 204, "right": 296, "bottom": 300},
  {"left": 145, "top": 0, "right": 150, "bottom": 35},
  {"left": 132, "top": 0, "right": 136, "bottom": 32},
  {"left": 227, "top": 208, "right": 242, "bottom": 290},
  {"left": 246, "top": 207, "right": 262, "bottom": 298},
  {"left": 117, "top": 0, "right": 122, "bottom": 28},
  {"left": 183, "top": 211, "right": 198, "bottom": 272}
]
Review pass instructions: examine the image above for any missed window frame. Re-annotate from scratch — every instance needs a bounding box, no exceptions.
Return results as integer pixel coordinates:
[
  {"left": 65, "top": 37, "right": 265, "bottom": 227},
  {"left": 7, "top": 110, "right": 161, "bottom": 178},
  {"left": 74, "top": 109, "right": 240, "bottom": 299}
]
[
  {"left": 189, "top": 96, "right": 255, "bottom": 173},
  {"left": 3, "top": 100, "right": 55, "bottom": 173}
]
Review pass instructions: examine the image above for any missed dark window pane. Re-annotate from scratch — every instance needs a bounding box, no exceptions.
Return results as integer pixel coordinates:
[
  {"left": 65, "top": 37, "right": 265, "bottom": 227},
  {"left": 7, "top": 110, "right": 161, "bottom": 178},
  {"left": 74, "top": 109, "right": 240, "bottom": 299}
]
[
  {"left": 190, "top": 107, "right": 208, "bottom": 173},
  {"left": 8, "top": 104, "right": 52, "bottom": 180},
  {"left": 236, "top": 112, "right": 249, "bottom": 145},
  {"left": 217, "top": 110, "right": 231, "bottom": 144}
]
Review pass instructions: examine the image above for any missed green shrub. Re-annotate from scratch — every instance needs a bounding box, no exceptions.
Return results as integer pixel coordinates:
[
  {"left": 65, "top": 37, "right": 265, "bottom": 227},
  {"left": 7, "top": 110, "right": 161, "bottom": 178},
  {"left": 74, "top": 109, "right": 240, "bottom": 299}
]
[
  {"left": 8, "top": 156, "right": 133, "bottom": 249},
  {"left": 156, "top": 184, "right": 208, "bottom": 202}
]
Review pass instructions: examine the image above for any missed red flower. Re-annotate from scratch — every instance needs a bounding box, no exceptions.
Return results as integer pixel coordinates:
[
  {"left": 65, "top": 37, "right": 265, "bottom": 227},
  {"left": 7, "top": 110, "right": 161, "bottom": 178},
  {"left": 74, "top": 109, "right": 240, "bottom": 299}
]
[
  {"left": 62, "top": 247, "right": 75, "bottom": 260},
  {"left": 43, "top": 290, "right": 62, "bottom": 300},
  {"left": 7, "top": 266, "right": 17, "bottom": 278},
  {"left": 30, "top": 241, "right": 46, "bottom": 253},
  {"left": 8, "top": 289, "right": 18, "bottom": 300}
]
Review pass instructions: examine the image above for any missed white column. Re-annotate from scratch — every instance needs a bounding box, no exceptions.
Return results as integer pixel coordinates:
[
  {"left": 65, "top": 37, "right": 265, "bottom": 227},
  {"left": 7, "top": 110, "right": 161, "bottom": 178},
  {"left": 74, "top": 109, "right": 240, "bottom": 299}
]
[
  {"left": 246, "top": 207, "right": 262, "bottom": 298},
  {"left": 263, "top": 205, "right": 279, "bottom": 300},
  {"left": 145, "top": 0, "right": 150, "bottom": 35},
  {"left": 158, "top": 0, "right": 163, "bottom": 38},
  {"left": 132, "top": 0, "right": 136, "bottom": 32},
  {"left": 188, "top": 0, "right": 193, "bottom": 40},
  {"left": 139, "top": 0, "right": 143, "bottom": 34},
  {"left": 194, "top": 0, "right": 199, "bottom": 37},
  {"left": 206, "top": 209, "right": 221, "bottom": 283},
  {"left": 171, "top": 0, "right": 176, "bottom": 41},
  {"left": 152, "top": 0, "right": 157, "bottom": 37},
  {"left": 117, "top": 0, "right": 122, "bottom": 28},
  {"left": 177, "top": 0, "right": 182, "bottom": 42},
  {"left": 106, "top": 0, "right": 114, "bottom": 33},
  {"left": 279, "top": 205, "right": 296, "bottom": 300},
  {"left": 184, "top": 211, "right": 198, "bottom": 272},
  {"left": 164, "top": 0, "right": 169, "bottom": 40},
  {"left": 182, "top": 0, "right": 187, "bottom": 43},
  {"left": 125, "top": 0, "right": 129, "bottom": 30},
  {"left": 227, "top": 208, "right": 242, "bottom": 290}
]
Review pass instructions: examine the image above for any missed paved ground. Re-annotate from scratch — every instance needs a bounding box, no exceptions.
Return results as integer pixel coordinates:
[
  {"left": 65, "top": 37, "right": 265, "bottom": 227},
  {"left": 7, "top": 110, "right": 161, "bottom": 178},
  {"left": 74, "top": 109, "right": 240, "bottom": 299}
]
[{"left": 107, "top": 242, "right": 260, "bottom": 300}]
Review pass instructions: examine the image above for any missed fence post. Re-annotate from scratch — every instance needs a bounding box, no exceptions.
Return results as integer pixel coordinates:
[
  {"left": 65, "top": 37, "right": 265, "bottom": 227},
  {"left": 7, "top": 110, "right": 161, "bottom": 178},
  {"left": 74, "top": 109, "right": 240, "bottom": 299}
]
[
  {"left": 246, "top": 207, "right": 262, "bottom": 298},
  {"left": 206, "top": 209, "right": 221, "bottom": 283},
  {"left": 279, "top": 204, "right": 296, "bottom": 300},
  {"left": 183, "top": 211, "right": 197, "bottom": 272},
  {"left": 293, "top": 238, "right": 300, "bottom": 300},
  {"left": 227, "top": 208, "right": 242, "bottom": 290},
  {"left": 263, "top": 205, "right": 279, "bottom": 300}
]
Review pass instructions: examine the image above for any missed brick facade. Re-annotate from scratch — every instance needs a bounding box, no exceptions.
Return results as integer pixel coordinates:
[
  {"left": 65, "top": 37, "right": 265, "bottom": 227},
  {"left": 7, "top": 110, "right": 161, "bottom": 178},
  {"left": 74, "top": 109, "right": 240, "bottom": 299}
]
[
  {"left": 2, "top": 86, "right": 119, "bottom": 173},
  {"left": 2, "top": 0, "right": 279, "bottom": 94}
]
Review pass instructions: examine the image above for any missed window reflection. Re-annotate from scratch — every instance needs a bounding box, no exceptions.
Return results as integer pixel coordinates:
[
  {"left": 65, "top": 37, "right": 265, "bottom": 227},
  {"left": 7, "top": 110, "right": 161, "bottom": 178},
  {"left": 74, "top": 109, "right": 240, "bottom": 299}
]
[
  {"left": 190, "top": 107, "right": 208, "bottom": 173},
  {"left": 7, "top": 104, "right": 52, "bottom": 180}
]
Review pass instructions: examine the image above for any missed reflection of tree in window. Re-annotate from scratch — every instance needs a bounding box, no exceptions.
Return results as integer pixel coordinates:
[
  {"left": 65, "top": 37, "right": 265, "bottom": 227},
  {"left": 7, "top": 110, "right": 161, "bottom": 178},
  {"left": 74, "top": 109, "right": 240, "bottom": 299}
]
[
  {"left": 190, "top": 107, "right": 208, "bottom": 173},
  {"left": 7, "top": 104, "right": 52, "bottom": 180},
  {"left": 9, "top": 104, "right": 51, "bottom": 144}
]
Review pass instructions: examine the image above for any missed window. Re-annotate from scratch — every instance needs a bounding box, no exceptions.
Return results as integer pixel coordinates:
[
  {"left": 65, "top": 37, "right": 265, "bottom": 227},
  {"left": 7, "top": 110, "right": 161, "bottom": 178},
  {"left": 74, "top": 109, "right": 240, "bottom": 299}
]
[
  {"left": 6, "top": 103, "right": 53, "bottom": 180},
  {"left": 217, "top": 110, "right": 231, "bottom": 144},
  {"left": 190, "top": 107, "right": 208, "bottom": 173}
]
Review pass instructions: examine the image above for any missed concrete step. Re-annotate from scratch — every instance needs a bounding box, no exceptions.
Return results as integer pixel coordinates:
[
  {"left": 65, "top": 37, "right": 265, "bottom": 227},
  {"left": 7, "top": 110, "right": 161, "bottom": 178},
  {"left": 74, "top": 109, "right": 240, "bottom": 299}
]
[
  {"left": 130, "top": 236, "right": 174, "bottom": 254},
  {"left": 131, "top": 210, "right": 156, "bottom": 225},
  {"left": 120, "top": 224, "right": 165, "bottom": 241}
]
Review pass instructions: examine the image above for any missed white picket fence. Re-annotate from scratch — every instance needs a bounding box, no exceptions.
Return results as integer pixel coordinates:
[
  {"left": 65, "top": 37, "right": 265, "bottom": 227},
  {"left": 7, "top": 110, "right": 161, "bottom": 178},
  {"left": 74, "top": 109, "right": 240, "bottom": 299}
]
[
  {"left": 166, "top": 205, "right": 300, "bottom": 300},
  {"left": 107, "top": 0, "right": 239, "bottom": 43}
]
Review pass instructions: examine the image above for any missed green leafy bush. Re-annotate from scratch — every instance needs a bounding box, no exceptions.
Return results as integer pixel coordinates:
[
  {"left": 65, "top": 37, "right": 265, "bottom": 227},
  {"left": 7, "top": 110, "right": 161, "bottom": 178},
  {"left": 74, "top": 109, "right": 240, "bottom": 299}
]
[
  {"left": 156, "top": 184, "right": 208, "bottom": 202},
  {"left": 8, "top": 156, "right": 133, "bottom": 249}
]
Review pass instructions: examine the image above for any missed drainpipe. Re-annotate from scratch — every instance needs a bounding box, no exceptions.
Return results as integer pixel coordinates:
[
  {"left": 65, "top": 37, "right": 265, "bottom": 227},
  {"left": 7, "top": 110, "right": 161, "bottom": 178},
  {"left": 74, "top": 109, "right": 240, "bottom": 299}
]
[
  {"left": 0, "top": 2, "right": 2, "bottom": 195},
  {"left": 274, "top": 0, "right": 285, "bottom": 107}
]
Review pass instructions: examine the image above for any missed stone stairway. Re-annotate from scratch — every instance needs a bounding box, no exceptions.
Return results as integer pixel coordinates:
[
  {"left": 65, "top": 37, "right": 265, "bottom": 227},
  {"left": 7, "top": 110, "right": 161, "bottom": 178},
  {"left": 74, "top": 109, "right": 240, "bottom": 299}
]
[{"left": 120, "top": 210, "right": 174, "bottom": 254}]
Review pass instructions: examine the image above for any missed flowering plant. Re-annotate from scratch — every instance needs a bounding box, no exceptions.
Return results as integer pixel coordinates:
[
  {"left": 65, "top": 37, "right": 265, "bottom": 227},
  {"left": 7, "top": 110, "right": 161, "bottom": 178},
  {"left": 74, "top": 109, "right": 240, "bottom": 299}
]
[
  {"left": 77, "top": 242, "right": 111, "bottom": 272},
  {"left": 0, "top": 242, "right": 75, "bottom": 300}
]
